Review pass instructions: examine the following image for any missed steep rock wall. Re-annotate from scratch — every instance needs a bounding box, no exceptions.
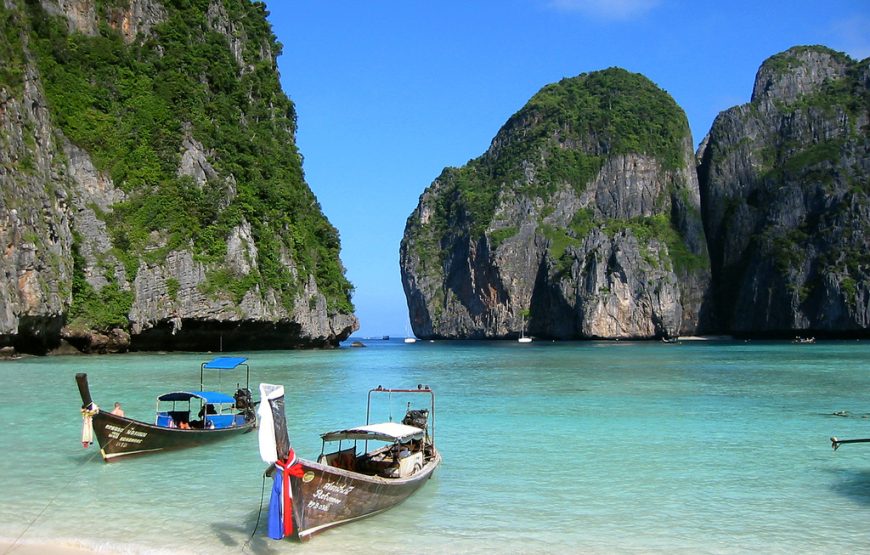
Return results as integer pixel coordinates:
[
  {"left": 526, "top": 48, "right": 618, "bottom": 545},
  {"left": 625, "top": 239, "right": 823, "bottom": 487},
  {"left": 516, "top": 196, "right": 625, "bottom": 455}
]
[
  {"left": 0, "top": 44, "right": 72, "bottom": 353},
  {"left": 0, "top": 0, "right": 357, "bottom": 354},
  {"left": 401, "top": 69, "right": 711, "bottom": 340},
  {"left": 697, "top": 46, "right": 870, "bottom": 336}
]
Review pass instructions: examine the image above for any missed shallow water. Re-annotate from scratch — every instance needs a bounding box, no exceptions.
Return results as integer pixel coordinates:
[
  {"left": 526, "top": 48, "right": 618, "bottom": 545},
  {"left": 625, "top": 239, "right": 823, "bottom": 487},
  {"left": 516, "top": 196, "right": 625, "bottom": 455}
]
[{"left": 2, "top": 339, "right": 870, "bottom": 554}]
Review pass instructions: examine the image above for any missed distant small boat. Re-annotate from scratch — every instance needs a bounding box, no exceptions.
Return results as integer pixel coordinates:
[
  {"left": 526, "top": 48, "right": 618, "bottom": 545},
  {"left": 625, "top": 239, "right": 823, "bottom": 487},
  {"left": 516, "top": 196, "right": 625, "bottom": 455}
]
[
  {"left": 76, "top": 357, "right": 257, "bottom": 461},
  {"left": 382, "top": 335, "right": 390, "bottom": 340},
  {"left": 257, "top": 384, "right": 441, "bottom": 541},
  {"left": 403, "top": 324, "right": 417, "bottom": 343},
  {"left": 518, "top": 313, "right": 532, "bottom": 343}
]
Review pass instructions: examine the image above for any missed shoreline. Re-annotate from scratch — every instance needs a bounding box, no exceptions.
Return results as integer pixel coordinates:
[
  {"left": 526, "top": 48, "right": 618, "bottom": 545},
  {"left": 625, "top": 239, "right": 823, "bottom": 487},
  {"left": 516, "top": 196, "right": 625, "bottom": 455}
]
[{"left": 1, "top": 541, "right": 98, "bottom": 555}]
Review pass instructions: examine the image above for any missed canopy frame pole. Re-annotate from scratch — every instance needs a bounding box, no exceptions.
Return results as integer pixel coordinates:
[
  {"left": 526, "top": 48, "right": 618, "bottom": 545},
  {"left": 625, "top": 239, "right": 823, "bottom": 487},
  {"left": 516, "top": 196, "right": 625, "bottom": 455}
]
[{"left": 367, "top": 386, "right": 436, "bottom": 449}]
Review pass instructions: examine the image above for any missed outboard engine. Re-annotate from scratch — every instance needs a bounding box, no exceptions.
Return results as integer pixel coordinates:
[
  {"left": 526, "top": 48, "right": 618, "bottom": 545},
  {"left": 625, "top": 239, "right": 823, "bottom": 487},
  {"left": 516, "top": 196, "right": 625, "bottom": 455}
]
[
  {"left": 402, "top": 408, "right": 428, "bottom": 430},
  {"left": 234, "top": 387, "right": 254, "bottom": 417}
]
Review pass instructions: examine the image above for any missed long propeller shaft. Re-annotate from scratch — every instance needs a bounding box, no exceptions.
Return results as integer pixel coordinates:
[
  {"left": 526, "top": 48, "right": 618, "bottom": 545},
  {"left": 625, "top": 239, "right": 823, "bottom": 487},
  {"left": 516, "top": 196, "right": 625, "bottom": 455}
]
[{"left": 831, "top": 436, "right": 870, "bottom": 451}]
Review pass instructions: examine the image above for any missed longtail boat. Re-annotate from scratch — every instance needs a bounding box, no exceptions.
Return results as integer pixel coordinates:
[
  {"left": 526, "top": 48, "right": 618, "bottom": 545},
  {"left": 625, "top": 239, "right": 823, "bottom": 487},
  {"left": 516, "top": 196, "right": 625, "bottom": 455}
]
[
  {"left": 258, "top": 384, "right": 441, "bottom": 541},
  {"left": 77, "top": 356, "right": 256, "bottom": 461}
]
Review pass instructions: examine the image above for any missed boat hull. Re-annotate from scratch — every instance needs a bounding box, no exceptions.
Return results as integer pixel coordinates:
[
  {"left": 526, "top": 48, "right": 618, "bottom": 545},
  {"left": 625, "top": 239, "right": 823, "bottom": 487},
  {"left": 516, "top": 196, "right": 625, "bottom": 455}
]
[
  {"left": 91, "top": 410, "right": 255, "bottom": 461},
  {"left": 288, "top": 451, "right": 442, "bottom": 540}
]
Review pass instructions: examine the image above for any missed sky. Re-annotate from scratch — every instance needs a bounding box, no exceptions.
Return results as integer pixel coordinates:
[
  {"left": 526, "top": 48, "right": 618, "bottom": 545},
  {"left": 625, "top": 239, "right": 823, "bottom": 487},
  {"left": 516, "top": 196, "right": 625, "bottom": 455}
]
[{"left": 264, "top": 1, "right": 870, "bottom": 338}]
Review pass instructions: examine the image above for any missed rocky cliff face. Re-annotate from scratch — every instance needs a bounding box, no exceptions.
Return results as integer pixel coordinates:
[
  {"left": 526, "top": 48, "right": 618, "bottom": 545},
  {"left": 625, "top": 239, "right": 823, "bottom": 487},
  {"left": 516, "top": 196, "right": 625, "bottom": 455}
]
[
  {"left": 697, "top": 46, "right": 869, "bottom": 336},
  {"left": 401, "top": 68, "right": 711, "bottom": 339},
  {"left": 0, "top": 39, "right": 72, "bottom": 354},
  {"left": 0, "top": 0, "right": 357, "bottom": 354}
]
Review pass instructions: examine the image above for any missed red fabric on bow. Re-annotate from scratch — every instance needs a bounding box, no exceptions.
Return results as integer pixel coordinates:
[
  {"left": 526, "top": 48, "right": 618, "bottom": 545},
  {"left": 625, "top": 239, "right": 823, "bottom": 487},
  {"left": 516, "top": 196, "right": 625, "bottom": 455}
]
[{"left": 276, "top": 448, "right": 305, "bottom": 536}]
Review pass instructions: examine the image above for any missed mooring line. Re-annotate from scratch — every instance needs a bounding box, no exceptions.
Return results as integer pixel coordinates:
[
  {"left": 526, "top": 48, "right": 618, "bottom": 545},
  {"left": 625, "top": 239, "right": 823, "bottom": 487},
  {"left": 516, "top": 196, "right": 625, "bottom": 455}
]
[
  {"left": 241, "top": 470, "right": 270, "bottom": 553},
  {"left": 4, "top": 446, "right": 101, "bottom": 554}
]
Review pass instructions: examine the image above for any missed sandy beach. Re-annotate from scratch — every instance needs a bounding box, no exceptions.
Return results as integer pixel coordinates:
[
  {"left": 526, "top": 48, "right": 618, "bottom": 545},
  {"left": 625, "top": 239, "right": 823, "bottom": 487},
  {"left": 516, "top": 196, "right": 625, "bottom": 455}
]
[{"left": 1, "top": 541, "right": 99, "bottom": 555}]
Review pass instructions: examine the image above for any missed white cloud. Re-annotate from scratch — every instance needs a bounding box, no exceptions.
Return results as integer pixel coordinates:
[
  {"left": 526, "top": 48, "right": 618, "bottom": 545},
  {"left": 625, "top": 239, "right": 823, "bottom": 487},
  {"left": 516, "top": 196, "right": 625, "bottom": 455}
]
[
  {"left": 828, "top": 15, "right": 870, "bottom": 60},
  {"left": 548, "top": 0, "right": 661, "bottom": 20}
]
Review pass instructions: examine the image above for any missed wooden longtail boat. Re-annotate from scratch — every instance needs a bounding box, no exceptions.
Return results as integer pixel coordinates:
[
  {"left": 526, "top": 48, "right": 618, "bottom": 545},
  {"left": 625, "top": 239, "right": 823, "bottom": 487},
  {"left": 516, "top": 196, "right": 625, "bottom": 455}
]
[
  {"left": 76, "top": 357, "right": 257, "bottom": 462},
  {"left": 258, "top": 384, "right": 441, "bottom": 541}
]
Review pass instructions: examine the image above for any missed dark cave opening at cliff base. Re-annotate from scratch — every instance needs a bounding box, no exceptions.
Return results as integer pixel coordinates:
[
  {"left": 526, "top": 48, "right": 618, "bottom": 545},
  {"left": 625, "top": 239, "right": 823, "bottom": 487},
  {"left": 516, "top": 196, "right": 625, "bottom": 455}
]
[
  {"left": 10, "top": 315, "right": 64, "bottom": 355},
  {"left": 129, "top": 319, "right": 334, "bottom": 352}
]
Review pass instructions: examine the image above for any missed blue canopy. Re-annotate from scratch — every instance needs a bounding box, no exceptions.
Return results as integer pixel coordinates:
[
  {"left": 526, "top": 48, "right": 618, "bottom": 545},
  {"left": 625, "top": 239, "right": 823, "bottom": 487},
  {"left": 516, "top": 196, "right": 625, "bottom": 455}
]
[
  {"left": 157, "top": 391, "right": 236, "bottom": 404},
  {"left": 202, "top": 356, "right": 248, "bottom": 370}
]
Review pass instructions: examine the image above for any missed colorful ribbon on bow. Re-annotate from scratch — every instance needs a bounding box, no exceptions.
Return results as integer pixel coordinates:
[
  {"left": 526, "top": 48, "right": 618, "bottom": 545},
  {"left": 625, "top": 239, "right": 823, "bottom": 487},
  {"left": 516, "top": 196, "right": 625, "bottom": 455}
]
[
  {"left": 81, "top": 402, "right": 99, "bottom": 448},
  {"left": 275, "top": 448, "right": 305, "bottom": 536}
]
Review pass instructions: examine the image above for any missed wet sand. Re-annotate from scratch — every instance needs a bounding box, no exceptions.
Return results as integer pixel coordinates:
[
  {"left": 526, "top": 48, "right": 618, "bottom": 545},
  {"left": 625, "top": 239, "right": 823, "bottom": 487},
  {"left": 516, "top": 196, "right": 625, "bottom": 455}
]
[{"left": 1, "top": 541, "right": 99, "bottom": 555}]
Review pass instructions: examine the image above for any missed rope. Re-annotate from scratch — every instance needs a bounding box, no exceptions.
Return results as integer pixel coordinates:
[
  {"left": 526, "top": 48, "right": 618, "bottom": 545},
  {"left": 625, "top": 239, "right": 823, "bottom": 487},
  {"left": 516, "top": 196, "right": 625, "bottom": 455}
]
[
  {"left": 3, "top": 441, "right": 101, "bottom": 554},
  {"left": 6, "top": 407, "right": 137, "bottom": 554},
  {"left": 242, "top": 469, "right": 269, "bottom": 552}
]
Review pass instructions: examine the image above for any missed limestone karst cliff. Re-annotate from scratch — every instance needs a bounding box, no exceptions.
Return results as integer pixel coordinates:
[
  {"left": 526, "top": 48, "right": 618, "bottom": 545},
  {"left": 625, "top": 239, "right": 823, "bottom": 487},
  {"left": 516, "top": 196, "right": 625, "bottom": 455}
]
[
  {"left": 0, "top": 0, "right": 357, "bottom": 354},
  {"left": 401, "top": 46, "right": 869, "bottom": 341},
  {"left": 697, "top": 46, "right": 869, "bottom": 336},
  {"left": 401, "top": 68, "right": 711, "bottom": 340}
]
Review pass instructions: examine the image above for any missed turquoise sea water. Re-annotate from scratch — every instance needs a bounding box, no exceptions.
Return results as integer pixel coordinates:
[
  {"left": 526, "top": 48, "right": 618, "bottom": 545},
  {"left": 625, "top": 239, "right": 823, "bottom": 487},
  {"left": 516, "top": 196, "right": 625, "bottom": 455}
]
[{"left": 2, "top": 339, "right": 870, "bottom": 554}]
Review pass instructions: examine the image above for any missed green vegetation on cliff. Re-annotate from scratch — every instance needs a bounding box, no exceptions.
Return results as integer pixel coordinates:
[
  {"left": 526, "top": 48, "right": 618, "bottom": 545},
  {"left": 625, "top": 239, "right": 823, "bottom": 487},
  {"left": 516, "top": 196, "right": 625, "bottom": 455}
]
[
  {"left": 756, "top": 49, "right": 868, "bottom": 289},
  {"left": 427, "top": 69, "right": 687, "bottom": 238},
  {"left": 413, "top": 68, "right": 694, "bottom": 268},
  {"left": 700, "top": 46, "right": 870, "bottom": 329},
  {"left": 760, "top": 47, "right": 866, "bottom": 185},
  {"left": 763, "top": 45, "right": 852, "bottom": 79},
  {"left": 22, "top": 0, "right": 353, "bottom": 329},
  {"left": 0, "top": 4, "right": 26, "bottom": 94},
  {"left": 523, "top": 68, "right": 687, "bottom": 170},
  {"left": 68, "top": 235, "right": 133, "bottom": 332}
]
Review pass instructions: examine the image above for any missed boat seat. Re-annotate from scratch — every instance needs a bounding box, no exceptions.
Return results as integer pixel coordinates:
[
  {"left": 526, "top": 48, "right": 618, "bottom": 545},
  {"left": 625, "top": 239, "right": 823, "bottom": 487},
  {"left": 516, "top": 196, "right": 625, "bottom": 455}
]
[
  {"left": 206, "top": 414, "right": 236, "bottom": 429},
  {"left": 156, "top": 412, "right": 173, "bottom": 427},
  {"left": 322, "top": 447, "right": 356, "bottom": 471}
]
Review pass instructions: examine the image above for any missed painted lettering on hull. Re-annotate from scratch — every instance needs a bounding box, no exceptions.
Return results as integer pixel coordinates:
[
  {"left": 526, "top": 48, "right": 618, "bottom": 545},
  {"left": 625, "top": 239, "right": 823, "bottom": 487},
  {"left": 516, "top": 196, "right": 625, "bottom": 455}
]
[
  {"left": 104, "top": 423, "right": 148, "bottom": 449},
  {"left": 306, "top": 479, "right": 355, "bottom": 513}
]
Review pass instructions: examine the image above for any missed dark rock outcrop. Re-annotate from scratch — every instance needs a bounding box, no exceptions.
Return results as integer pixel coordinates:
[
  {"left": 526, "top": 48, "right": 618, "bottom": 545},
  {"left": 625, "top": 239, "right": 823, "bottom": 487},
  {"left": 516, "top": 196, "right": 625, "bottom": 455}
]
[
  {"left": 0, "top": 0, "right": 357, "bottom": 354},
  {"left": 697, "top": 46, "right": 869, "bottom": 336},
  {"left": 401, "top": 68, "right": 711, "bottom": 340}
]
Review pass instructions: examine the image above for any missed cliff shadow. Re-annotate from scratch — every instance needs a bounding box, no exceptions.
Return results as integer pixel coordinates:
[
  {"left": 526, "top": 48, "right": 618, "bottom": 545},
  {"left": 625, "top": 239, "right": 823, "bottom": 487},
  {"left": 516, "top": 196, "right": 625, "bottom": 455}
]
[
  {"left": 528, "top": 255, "right": 576, "bottom": 339},
  {"left": 129, "top": 319, "right": 328, "bottom": 351}
]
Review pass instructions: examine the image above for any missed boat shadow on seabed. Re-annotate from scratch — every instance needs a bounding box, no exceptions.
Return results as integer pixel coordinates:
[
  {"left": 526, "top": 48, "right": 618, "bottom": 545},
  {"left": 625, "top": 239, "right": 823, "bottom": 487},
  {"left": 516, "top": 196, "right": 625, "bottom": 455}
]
[{"left": 827, "top": 467, "right": 870, "bottom": 506}]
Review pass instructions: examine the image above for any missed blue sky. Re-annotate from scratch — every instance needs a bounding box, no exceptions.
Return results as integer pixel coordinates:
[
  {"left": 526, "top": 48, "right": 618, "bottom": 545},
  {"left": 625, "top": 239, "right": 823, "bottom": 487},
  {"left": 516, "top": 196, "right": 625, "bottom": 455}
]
[{"left": 264, "top": 1, "right": 869, "bottom": 338}]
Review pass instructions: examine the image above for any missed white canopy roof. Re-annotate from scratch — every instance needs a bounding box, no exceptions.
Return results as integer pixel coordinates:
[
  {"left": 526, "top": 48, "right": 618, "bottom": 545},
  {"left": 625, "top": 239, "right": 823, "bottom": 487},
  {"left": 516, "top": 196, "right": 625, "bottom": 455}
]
[{"left": 321, "top": 421, "right": 424, "bottom": 443}]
